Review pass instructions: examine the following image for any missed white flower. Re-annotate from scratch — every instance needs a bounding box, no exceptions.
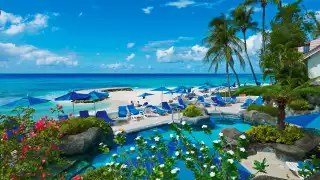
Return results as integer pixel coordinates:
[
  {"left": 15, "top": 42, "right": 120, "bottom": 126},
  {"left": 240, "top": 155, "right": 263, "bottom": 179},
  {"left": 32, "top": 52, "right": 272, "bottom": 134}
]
[
  {"left": 231, "top": 177, "right": 236, "bottom": 180},
  {"left": 110, "top": 162, "right": 114, "bottom": 165},
  {"left": 192, "top": 144, "right": 196, "bottom": 147},
  {"left": 198, "top": 156, "right": 202, "bottom": 158},
  {"left": 144, "top": 141, "right": 147, "bottom": 144},
  {"left": 99, "top": 142, "right": 103, "bottom": 145},
  {"left": 210, "top": 165, "right": 216, "bottom": 169},
  {"left": 186, "top": 151, "right": 190, "bottom": 155},
  {"left": 186, "top": 158, "right": 192, "bottom": 161},
  {"left": 202, "top": 125, "right": 208, "bottom": 129},
  {"left": 175, "top": 151, "right": 180, "bottom": 156},
  {"left": 135, "top": 136, "right": 141, "bottom": 140},
  {"left": 170, "top": 134, "right": 174, "bottom": 138},
  {"left": 218, "top": 157, "right": 222, "bottom": 160},
  {"left": 213, "top": 140, "right": 221, "bottom": 144},
  {"left": 240, "top": 147, "right": 245, "bottom": 152},
  {"left": 168, "top": 122, "right": 172, "bottom": 124},
  {"left": 239, "top": 134, "right": 246, "bottom": 139},
  {"left": 136, "top": 156, "right": 141, "bottom": 160},
  {"left": 112, "top": 154, "right": 117, "bottom": 157},
  {"left": 201, "top": 141, "right": 205, "bottom": 144},
  {"left": 130, "top": 147, "right": 135, "bottom": 151},
  {"left": 103, "top": 145, "right": 107, "bottom": 147},
  {"left": 204, "top": 156, "right": 208, "bottom": 159},
  {"left": 181, "top": 121, "right": 186, "bottom": 125},
  {"left": 200, "top": 147, "right": 204, "bottom": 151},
  {"left": 176, "top": 135, "right": 180, "bottom": 140},
  {"left": 115, "top": 163, "right": 120, "bottom": 166},
  {"left": 108, "top": 169, "right": 112, "bottom": 172},
  {"left": 152, "top": 155, "right": 155, "bottom": 158},
  {"left": 121, "top": 164, "right": 127, "bottom": 169},
  {"left": 191, "top": 151, "right": 195, "bottom": 154},
  {"left": 227, "top": 159, "right": 234, "bottom": 164},
  {"left": 227, "top": 150, "right": 234, "bottom": 155},
  {"left": 219, "top": 132, "right": 223, "bottom": 137},
  {"left": 203, "top": 164, "right": 207, "bottom": 168},
  {"left": 160, "top": 164, "right": 165, "bottom": 168},
  {"left": 171, "top": 168, "right": 180, "bottom": 174},
  {"left": 105, "top": 163, "right": 110, "bottom": 166},
  {"left": 210, "top": 172, "right": 216, "bottom": 177},
  {"left": 154, "top": 136, "right": 160, "bottom": 142},
  {"left": 151, "top": 146, "right": 156, "bottom": 149},
  {"left": 156, "top": 179, "right": 160, "bottom": 180}
]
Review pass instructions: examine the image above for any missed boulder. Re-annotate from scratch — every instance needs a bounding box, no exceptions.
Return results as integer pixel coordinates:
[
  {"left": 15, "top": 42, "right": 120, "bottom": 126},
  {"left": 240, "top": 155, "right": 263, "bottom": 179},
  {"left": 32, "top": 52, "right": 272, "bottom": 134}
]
[
  {"left": 294, "top": 134, "right": 320, "bottom": 152},
  {"left": 306, "top": 94, "right": 320, "bottom": 106},
  {"left": 274, "top": 144, "right": 306, "bottom": 161},
  {"left": 252, "top": 175, "right": 286, "bottom": 180},
  {"left": 220, "top": 128, "right": 244, "bottom": 147},
  {"left": 61, "top": 127, "right": 114, "bottom": 156},
  {"left": 243, "top": 110, "right": 276, "bottom": 125},
  {"left": 310, "top": 78, "right": 320, "bottom": 86},
  {"left": 181, "top": 115, "right": 210, "bottom": 125},
  {"left": 305, "top": 172, "right": 320, "bottom": 180}
]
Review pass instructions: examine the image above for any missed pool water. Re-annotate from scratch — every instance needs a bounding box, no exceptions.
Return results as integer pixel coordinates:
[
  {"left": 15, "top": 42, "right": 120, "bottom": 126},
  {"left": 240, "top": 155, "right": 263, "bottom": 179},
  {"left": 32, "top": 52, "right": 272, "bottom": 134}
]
[{"left": 92, "top": 121, "right": 252, "bottom": 179}]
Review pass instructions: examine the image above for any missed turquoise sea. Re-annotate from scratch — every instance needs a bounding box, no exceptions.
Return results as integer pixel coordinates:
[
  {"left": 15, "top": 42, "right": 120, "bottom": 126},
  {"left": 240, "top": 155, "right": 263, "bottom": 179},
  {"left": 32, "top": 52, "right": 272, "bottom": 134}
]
[{"left": 0, "top": 73, "right": 265, "bottom": 120}]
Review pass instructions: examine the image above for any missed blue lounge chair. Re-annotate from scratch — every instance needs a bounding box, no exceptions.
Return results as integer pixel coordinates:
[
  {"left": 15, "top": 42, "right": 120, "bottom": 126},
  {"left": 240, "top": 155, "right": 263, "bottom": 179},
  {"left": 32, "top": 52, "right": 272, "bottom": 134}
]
[
  {"left": 79, "top": 110, "right": 89, "bottom": 118},
  {"left": 151, "top": 106, "right": 167, "bottom": 116},
  {"left": 211, "top": 97, "right": 226, "bottom": 106},
  {"left": 177, "top": 96, "right": 187, "bottom": 109},
  {"left": 241, "top": 99, "right": 254, "bottom": 109},
  {"left": 96, "top": 111, "right": 115, "bottom": 125},
  {"left": 161, "top": 102, "right": 173, "bottom": 113},
  {"left": 118, "top": 106, "right": 128, "bottom": 118},
  {"left": 127, "top": 104, "right": 142, "bottom": 115},
  {"left": 58, "top": 115, "right": 68, "bottom": 121},
  {"left": 197, "top": 96, "right": 210, "bottom": 107},
  {"left": 142, "top": 102, "right": 148, "bottom": 106},
  {"left": 254, "top": 96, "right": 264, "bottom": 106}
]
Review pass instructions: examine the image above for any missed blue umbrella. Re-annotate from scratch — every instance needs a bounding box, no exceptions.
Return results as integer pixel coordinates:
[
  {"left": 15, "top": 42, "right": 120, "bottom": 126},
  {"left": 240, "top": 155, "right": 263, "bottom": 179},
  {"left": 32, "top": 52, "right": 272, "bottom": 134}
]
[
  {"left": 151, "top": 87, "right": 171, "bottom": 102},
  {"left": 3, "top": 95, "right": 50, "bottom": 108},
  {"left": 285, "top": 113, "right": 320, "bottom": 129},
  {"left": 88, "top": 91, "right": 109, "bottom": 113},
  {"left": 55, "top": 91, "right": 90, "bottom": 113},
  {"left": 138, "top": 93, "right": 154, "bottom": 98}
]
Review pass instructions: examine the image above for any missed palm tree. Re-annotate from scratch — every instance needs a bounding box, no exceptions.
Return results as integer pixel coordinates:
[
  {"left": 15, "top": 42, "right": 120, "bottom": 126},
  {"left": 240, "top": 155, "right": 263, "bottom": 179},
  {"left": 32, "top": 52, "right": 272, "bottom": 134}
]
[
  {"left": 232, "top": 4, "right": 259, "bottom": 85},
  {"left": 203, "top": 15, "right": 245, "bottom": 92},
  {"left": 245, "top": 0, "right": 282, "bottom": 53}
]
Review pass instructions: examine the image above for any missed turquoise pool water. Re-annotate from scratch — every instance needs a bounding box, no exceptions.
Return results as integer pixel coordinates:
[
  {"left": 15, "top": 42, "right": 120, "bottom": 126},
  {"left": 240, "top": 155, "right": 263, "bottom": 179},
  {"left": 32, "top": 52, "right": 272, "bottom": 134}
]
[{"left": 92, "top": 121, "right": 252, "bottom": 179}]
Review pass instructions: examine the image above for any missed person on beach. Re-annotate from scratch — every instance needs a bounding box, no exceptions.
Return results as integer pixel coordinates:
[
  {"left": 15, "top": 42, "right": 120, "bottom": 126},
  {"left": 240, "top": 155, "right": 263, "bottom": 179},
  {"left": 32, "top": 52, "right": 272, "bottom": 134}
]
[
  {"left": 130, "top": 101, "right": 134, "bottom": 106},
  {"left": 135, "top": 101, "right": 141, "bottom": 107}
]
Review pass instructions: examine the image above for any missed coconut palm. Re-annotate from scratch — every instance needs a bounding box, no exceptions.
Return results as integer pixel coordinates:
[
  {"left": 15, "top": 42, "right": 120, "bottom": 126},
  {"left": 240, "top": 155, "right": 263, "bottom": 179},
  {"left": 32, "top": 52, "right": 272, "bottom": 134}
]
[
  {"left": 203, "top": 15, "right": 245, "bottom": 92},
  {"left": 245, "top": 0, "right": 282, "bottom": 53},
  {"left": 232, "top": 4, "right": 259, "bottom": 85}
]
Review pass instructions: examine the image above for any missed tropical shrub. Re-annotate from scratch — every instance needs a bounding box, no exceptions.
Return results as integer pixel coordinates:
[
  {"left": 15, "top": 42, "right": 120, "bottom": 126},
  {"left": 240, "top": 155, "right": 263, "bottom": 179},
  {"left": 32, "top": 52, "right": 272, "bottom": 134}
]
[
  {"left": 59, "top": 116, "right": 112, "bottom": 136},
  {"left": 299, "top": 155, "right": 320, "bottom": 178},
  {"left": 182, "top": 105, "right": 203, "bottom": 117},
  {"left": 288, "top": 99, "right": 309, "bottom": 111},
  {"left": 0, "top": 106, "right": 67, "bottom": 179},
  {"left": 81, "top": 122, "right": 268, "bottom": 180},
  {"left": 247, "top": 104, "right": 279, "bottom": 117},
  {"left": 232, "top": 86, "right": 266, "bottom": 96},
  {"left": 246, "top": 124, "right": 304, "bottom": 145}
]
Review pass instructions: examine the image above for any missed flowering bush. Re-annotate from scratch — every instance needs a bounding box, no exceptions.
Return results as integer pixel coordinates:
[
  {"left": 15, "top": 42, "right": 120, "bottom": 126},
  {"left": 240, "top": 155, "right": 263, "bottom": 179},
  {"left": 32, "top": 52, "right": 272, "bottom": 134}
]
[
  {"left": 0, "top": 106, "right": 67, "bottom": 179},
  {"left": 81, "top": 121, "right": 268, "bottom": 180}
]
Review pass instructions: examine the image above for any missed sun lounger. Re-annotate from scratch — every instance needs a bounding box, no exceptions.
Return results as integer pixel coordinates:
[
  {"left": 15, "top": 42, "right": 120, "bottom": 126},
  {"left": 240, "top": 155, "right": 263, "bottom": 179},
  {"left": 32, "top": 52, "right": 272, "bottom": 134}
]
[
  {"left": 241, "top": 99, "right": 254, "bottom": 109},
  {"left": 58, "top": 115, "right": 68, "bottom": 121},
  {"left": 177, "top": 96, "right": 187, "bottom": 110},
  {"left": 151, "top": 106, "right": 167, "bottom": 116},
  {"left": 143, "top": 105, "right": 159, "bottom": 118},
  {"left": 118, "top": 106, "right": 128, "bottom": 120},
  {"left": 142, "top": 102, "right": 149, "bottom": 106},
  {"left": 79, "top": 110, "right": 89, "bottom": 118},
  {"left": 96, "top": 111, "right": 116, "bottom": 125},
  {"left": 197, "top": 96, "right": 210, "bottom": 107},
  {"left": 127, "top": 104, "right": 144, "bottom": 120},
  {"left": 161, "top": 102, "right": 173, "bottom": 113},
  {"left": 254, "top": 96, "right": 264, "bottom": 106},
  {"left": 211, "top": 97, "right": 226, "bottom": 106}
]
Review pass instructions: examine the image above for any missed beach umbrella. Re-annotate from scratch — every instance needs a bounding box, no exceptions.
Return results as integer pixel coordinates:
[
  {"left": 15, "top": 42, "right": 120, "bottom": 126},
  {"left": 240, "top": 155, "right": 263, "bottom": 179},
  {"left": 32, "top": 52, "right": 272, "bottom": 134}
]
[
  {"left": 138, "top": 92, "right": 154, "bottom": 98},
  {"left": 88, "top": 91, "right": 109, "bottom": 113},
  {"left": 285, "top": 113, "right": 320, "bottom": 129},
  {"left": 3, "top": 95, "right": 50, "bottom": 108},
  {"left": 151, "top": 87, "right": 171, "bottom": 102},
  {"left": 55, "top": 91, "right": 90, "bottom": 113}
]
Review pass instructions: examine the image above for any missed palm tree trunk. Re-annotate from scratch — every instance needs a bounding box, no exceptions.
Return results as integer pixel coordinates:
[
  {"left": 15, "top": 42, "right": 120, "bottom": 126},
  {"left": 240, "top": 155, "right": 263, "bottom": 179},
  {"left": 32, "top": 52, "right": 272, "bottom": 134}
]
[
  {"left": 228, "top": 62, "right": 241, "bottom": 87},
  {"left": 226, "top": 63, "right": 231, "bottom": 95},
  {"left": 278, "top": 103, "right": 286, "bottom": 130},
  {"left": 262, "top": 4, "right": 266, "bottom": 53},
  {"left": 243, "top": 31, "right": 258, "bottom": 85}
]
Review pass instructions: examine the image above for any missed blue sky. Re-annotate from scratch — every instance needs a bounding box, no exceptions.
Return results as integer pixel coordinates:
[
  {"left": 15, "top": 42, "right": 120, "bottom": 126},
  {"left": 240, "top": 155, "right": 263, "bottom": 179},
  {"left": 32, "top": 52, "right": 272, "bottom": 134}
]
[{"left": 0, "top": 0, "right": 319, "bottom": 73}]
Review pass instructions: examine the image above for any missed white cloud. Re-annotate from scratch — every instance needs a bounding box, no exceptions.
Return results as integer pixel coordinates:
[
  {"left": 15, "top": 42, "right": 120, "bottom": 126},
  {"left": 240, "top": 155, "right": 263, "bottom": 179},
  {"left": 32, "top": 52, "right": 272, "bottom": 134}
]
[
  {"left": 156, "top": 46, "right": 175, "bottom": 62},
  {"left": 254, "top": 7, "right": 262, "bottom": 12},
  {"left": 143, "top": 37, "right": 192, "bottom": 52},
  {"left": 178, "top": 36, "right": 193, "bottom": 40},
  {"left": 148, "top": 65, "right": 152, "bottom": 69},
  {"left": 244, "top": 33, "right": 262, "bottom": 56},
  {"left": 100, "top": 63, "right": 134, "bottom": 69},
  {"left": 145, "top": 54, "right": 151, "bottom": 60},
  {"left": 126, "top": 53, "right": 135, "bottom": 61},
  {"left": 52, "top": 12, "right": 60, "bottom": 17},
  {"left": 142, "top": 6, "right": 154, "bottom": 14},
  {"left": 1, "top": 11, "right": 50, "bottom": 35},
  {"left": 0, "top": 42, "right": 78, "bottom": 66},
  {"left": 51, "top": 26, "right": 60, "bottom": 32},
  {"left": 165, "top": 0, "right": 195, "bottom": 8},
  {"left": 127, "top": 42, "right": 135, "bottom": 48},
  {"left": 78, "top": 12, "right": 83, "bottom": 17},
  {"left": 186, "top": 64, "right": 191, "bottom": 69}
]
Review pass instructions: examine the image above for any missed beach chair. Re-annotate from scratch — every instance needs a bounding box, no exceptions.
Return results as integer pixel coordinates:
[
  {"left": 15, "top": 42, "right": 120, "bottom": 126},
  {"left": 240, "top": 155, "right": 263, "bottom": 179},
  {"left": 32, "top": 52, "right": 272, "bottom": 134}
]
[
  {"left": 211, "top": 97, "right": 226, "bottom": 106},
  {"left": 96, "top": 111, "right": 116, "bottom": 125},
  {"left": 118, "top": 106, "right": 128, "bottom": 120},
  {"left": 127, "top": 104, "right": 144, "bottom": 120},
  {"left": 58, "top": 115, "right": 68, "bottom": 121},
  {"left": 286, "top": 160, "right": 313, "bottom": 179},
  {"left": 143, "top": 105, "right": 159, "bottom": 118},
  {"left": 161, "top": 102, "right": 173, "bottom": 113},
  {"left": 79, "top": 110, "right": 89, "bottom": 118},
  {"left": 254, "top": 96, "right": 264, "bottom": 106},
  {"left": 197, "top": 96, "right": 210, "bottom": 107},
  {"left": 241, "top": 99, "right": 254, "bottom": 109},
  {"left": 177, "top": 96, "right": 187, "bottom": 110},
  {"left": 151, "top": 106, "right": 167, "bottom": 116},
  {"left": 142, "top": 102, "right": 148, "bottom": 106}
]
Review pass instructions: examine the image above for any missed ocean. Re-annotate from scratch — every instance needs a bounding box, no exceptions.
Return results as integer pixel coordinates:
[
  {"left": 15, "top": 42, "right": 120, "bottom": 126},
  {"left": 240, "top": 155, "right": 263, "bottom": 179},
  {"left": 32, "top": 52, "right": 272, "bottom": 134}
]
[{"left": 0, "top": 73, "right": 264, "bottom": 120}]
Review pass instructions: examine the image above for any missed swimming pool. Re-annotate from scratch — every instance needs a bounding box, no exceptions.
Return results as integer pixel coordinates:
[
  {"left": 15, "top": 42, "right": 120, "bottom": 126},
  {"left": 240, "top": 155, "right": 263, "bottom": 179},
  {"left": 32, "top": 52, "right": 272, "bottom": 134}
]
[{"left": 91, "top": 119, "right": 252, "bottom": 179}]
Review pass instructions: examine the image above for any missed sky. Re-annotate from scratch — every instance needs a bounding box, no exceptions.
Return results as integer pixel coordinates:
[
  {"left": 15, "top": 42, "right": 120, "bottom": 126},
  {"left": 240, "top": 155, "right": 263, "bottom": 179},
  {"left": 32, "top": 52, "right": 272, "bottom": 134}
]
[{"left": 0, "top": 0, "right": 319, "bottom": 73}]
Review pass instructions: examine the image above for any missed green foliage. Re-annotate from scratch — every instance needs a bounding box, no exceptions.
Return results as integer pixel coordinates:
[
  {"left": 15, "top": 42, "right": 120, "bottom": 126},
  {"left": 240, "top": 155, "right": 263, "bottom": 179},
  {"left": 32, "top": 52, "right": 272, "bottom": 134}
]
[
  {"left": 182, "top": 105, "right": 203, "bottom": 117},
  {"left": 288, "top": 99, "right": 309, "bottom": 111},
  {"left": 247, "top": 104, "right": 279, "bottom": 117},
  {"left": 298, "top": 155, "right": 320, "bottom": 178},
  {"left": 246, "top": 124, "right": 304, "bottom": 145},
  {"left": 59, "top": 117, "right": 111, "bottom": 136},
  {"left": 232, "top": 86, "right": 266, "bottom": 96}
]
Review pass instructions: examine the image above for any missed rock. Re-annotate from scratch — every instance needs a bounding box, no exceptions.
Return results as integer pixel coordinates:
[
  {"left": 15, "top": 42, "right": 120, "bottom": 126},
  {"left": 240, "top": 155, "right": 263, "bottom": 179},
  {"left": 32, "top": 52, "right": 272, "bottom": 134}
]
[
  {"left": 61, "top": 127, "right": 114, "bottom": 156},
  {"left": 306, "top": 94, "right": 320, "bottom": 106},
  {"left": 294, "top": 134, "right": 320, "bottom": 152},
  {"left": 305, "top": 172, "right": 320, "bottom": 180},
  {"left": 181, "top": 115, "right": 210, "bottom": 125},
  {"left": 243, "top": 110, "right": 276, "bottom": 125},
  {"left": 274, "top": 144, "right": 306, "bottom": 161},
  {"left": 252, "top": 175, "right": 286, "bottom": 180},
  {"left": 221, "top": 128, "right": 244, "bottom": 147}
]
